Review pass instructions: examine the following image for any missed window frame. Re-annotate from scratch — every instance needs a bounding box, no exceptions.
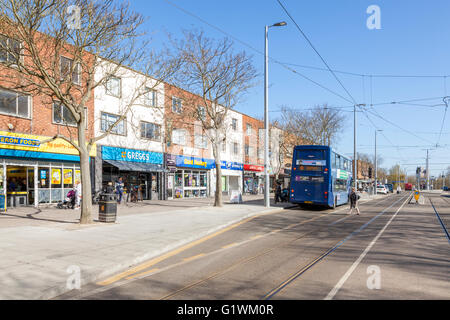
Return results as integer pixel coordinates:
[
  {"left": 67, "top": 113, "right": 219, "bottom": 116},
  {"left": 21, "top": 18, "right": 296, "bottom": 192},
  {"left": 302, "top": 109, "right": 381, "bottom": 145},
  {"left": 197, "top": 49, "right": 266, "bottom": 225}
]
[
  {"left": 0, "top": 35, "right": 23, "bottom": 66},
  {"left": 52, "top": 102, "right": 79, "bottom": 127},
  {"left": 0, "top": 87, "right": 31, "bottom": 119},
  {"left": 140, "top": 121, "right": 161, "bottom": 141},
  {"left": 246, "top": 123, "right": 252, "bottom": 135},
  {"left": 231, "top": 118, "right": 238, "bottom": 131},
  {"left": 100, "top": 112, "right": 127, "bottom": 136},
  {"left": 60, "top": 55, "right": 81, "bottom": 85},
  {"left": 232, "top": 142, "right": 239, "bottom": 155},
  {"left": 194, "top": 134, "right": 208, "bottom": 149},
  {"left": 172, "top": 128, "right": 187, "bottom": 146},
  {"left": 143, "top": 87, "right": 157, "bottom": 107},
  {"left": 105, "top": 76, "right": 121, "bottom": 98},
  {"left": 197, "top": 105, "right": 206, "bottom": 120},
  {"left": 172, "top": 96, "right": 183, "bottom": 114}
]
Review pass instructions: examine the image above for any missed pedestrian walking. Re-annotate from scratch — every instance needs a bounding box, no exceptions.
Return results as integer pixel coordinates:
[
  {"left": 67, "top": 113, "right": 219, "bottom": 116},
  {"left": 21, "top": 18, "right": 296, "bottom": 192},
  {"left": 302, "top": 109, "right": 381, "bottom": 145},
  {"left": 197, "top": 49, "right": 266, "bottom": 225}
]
[
  {"left": 115, "top": 177, "right": 124, "bottom": 204},
  {"left": 274, "top": 182, "right": 282, "bottom": 204},
  {"left": 349, "top": 187, "right": 360, "bottom": 215}
]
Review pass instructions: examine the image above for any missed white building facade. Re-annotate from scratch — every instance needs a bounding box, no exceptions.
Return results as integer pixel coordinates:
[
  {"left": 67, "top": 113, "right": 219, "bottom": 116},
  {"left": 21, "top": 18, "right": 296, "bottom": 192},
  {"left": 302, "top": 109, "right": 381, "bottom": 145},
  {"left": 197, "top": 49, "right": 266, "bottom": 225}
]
[{"left": 93, "top": 60, "right": 167, "bottom": 200}]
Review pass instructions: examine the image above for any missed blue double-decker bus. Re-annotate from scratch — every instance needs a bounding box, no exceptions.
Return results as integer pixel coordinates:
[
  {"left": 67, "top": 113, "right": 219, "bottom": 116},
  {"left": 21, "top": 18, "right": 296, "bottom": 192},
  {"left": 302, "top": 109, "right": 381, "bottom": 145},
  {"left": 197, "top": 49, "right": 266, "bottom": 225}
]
[{"left": 289, "top": 145, "right": 352, "bottom": 208}]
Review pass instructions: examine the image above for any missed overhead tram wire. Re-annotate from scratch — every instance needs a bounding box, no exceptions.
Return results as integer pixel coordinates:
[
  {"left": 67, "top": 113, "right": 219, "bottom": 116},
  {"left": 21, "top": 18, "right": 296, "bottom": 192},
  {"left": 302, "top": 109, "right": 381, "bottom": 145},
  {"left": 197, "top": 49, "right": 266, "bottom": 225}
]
[
  {"left": 436, "top": 97, "right": 450, "bottom": 147},
  {"left": 163, "top": 0, "right": 354, "bottom": 105},
  {"left": 165, "top": 0, "right": 450, "bottom": 108},
  {"left": 276, "top": 0, "right": 358, "bottom": 105}
]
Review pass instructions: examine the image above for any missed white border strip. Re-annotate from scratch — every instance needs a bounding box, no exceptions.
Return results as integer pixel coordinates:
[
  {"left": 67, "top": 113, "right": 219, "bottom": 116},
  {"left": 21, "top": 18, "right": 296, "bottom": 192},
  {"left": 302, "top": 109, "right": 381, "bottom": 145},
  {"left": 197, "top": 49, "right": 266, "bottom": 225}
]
[{"left": 324, "top": 194, "right": 411, "bottom": 300}]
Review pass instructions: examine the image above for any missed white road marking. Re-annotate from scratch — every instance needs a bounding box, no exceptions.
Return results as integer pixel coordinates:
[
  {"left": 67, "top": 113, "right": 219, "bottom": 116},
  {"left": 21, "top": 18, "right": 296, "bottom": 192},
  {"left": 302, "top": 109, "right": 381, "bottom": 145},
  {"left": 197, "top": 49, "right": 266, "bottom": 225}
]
[{"left": 324, "top": 194, "right": 411, "bottom": 300}]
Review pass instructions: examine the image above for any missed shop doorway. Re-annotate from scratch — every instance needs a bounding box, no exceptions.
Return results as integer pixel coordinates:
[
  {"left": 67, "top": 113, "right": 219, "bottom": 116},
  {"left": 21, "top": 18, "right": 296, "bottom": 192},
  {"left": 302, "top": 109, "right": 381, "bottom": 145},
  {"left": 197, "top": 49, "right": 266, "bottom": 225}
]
[{"left": 5, "top": 165, "right": 35, "bottom": 207}]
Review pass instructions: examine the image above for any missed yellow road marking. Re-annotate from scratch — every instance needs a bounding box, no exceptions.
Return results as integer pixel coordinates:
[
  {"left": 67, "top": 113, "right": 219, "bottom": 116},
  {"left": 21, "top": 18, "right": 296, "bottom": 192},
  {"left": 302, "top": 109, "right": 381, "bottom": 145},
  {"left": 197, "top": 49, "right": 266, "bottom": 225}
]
[
  {"left": 222, "top": 242, "right": 238, "bottom": 249},
  {"left": 251, "top": 234, "right": 263, "bottom": 240},
  {"left": 96, "top": 208, "right": 284, "bottom": 286},
  {"left": 125, "top": 268, "right": 159, "bottom": 280},
  {"left": 183, "top": 253, "right": 205, "bottom": 262}
]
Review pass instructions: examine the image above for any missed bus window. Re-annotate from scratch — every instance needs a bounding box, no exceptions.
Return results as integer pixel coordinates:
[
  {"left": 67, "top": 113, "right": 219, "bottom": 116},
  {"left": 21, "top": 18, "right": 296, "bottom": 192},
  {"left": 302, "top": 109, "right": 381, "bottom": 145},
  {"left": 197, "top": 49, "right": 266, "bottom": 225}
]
[
  {"left": 333, "top": 179, "right": 347, "bottom": 192},
  {"left": 296, "top": 149, "right": 325, "bottom": 160},
  {"left": 337, "top": 155, "right": 341, "bottom": 169},
  {"left": 331, "top": 152, "right": 336, "bottom": 169}
]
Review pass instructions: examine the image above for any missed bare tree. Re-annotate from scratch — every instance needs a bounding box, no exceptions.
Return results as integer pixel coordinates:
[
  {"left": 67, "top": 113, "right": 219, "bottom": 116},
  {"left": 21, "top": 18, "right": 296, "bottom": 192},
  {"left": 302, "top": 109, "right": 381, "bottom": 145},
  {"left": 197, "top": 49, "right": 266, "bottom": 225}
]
[
  {"left": 279, "top": 104, "right": 346, "bottom": 147},
  {"left": 0, "top": 0, "right": 179, "bottom": 223},
  {"left": 171, "top": 30, "right": 257, "bottom": 207}
]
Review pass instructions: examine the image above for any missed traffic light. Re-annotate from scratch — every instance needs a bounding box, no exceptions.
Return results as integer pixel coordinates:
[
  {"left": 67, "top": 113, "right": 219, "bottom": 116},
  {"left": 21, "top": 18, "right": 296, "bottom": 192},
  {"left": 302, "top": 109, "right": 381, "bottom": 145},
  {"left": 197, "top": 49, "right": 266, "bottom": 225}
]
[{"left": 368, "top": 167, "right": 372, "bottom": 178}]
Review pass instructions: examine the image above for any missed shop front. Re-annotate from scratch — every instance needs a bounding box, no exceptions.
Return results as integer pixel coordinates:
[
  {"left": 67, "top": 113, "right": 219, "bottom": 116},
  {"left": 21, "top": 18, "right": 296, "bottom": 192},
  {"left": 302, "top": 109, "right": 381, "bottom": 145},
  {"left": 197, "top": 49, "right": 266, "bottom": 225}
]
[
  {"left": 0, "top": 131, "right": 96, "bottom": 208},
  {"left": 166, "top": 155, "right": 214, "bottom": 199},
  {"left": 243, "top": 164, "right": 264, "bottom": 194},
  {"left": 100, "top": 146, "right": 165, "bottom": 200},
  {"left": 220, "top": 161, "right": 244, "bottom": 195}
]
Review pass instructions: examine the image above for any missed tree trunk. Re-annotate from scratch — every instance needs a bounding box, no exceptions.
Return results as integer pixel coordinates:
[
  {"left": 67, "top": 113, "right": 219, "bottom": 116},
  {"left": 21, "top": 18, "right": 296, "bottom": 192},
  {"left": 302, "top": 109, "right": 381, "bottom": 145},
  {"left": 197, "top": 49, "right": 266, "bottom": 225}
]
[
  {"left": 78, "top": 120, "right": 93, "bottom": 224},
  {"left": 212, "top": 140, "right": 223, "bottom": 207}
]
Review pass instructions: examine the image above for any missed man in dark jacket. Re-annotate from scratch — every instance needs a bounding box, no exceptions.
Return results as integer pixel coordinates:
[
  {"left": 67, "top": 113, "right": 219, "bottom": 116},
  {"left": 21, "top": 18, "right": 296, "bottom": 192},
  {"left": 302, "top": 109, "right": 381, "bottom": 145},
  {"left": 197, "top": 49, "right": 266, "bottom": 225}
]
[{"left": 349, "top": 187, "right": 360, "bottom": 215}]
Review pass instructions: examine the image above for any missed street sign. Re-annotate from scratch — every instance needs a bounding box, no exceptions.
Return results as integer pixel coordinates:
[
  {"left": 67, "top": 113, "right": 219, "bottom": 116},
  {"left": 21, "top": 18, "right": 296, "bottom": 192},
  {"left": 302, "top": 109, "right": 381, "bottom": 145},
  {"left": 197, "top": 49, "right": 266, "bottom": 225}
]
[{"left": 414, "top": 190, "right": 420, "bottom": 202}]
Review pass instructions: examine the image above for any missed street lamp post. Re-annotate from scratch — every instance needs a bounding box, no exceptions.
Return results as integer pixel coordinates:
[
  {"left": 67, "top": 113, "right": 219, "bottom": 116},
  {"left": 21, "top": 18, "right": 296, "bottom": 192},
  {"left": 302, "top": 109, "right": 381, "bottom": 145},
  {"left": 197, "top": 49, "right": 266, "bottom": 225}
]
[
  {"left": 264, "top": 21, "right": 286, "bottom": 208},
  {"left": 354, "top": 104, "right": 365, "bottom": 191},
  {"left": 374, "top": 129, "right": 382, "bottom": 195}
]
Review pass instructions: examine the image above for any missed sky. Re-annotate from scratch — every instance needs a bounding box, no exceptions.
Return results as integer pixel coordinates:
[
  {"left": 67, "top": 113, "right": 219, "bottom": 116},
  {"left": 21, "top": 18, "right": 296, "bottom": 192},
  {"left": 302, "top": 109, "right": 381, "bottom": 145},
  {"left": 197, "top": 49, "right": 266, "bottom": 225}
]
[{"left": 129, "top": 0, "right": 450, "bottom": 178}]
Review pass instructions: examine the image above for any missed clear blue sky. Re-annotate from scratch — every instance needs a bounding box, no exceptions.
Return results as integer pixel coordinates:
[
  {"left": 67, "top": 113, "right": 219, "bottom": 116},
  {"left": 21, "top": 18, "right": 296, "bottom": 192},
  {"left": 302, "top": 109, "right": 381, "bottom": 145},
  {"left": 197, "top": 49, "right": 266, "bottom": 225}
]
[{"left": 130, "top": 0, "right": 450, "bottom": 178}]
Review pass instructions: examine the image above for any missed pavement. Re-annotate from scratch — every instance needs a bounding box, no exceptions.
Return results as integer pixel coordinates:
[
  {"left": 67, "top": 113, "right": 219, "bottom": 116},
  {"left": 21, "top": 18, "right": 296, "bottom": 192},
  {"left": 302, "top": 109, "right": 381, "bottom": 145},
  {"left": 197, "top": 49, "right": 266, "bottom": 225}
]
[
  {"left": 55, "top": 191, "right": 449, "bottom": 300},
  {"left": 0, "top": 194, "right": 294, "bottom": 300}
]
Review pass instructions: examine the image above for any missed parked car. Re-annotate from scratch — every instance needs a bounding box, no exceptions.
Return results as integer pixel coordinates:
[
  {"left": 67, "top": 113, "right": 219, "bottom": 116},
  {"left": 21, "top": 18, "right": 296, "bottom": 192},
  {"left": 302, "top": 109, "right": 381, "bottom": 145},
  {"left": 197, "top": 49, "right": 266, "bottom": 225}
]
[
  {"left": 443, "top": 186, "right": 448, "bottom": 191},
  {"left": 377, "top": 185, "right": 388, "bottom": 195},
  {"left": 385, "top": 183, "right": 394, "bottom": 193}
]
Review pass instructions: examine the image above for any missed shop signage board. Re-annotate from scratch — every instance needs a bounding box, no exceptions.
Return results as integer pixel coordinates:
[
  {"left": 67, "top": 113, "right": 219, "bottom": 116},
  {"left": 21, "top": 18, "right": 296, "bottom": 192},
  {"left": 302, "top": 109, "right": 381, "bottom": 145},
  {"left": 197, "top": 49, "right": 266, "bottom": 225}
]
[
  {"left": 175, "top": 155, "right": 215, "bottom": 169},
  {"left": 0, "top": 131, "right": 96, "bottom": 159},
  {"left": 102, "top": 146, "right": 163, "bottom": 164},
  {"left": 243, "top": 164, "right": 264, "bottom": 172},
  {"left": 221, "top": 161, "right": 243, "bottom": 171}
]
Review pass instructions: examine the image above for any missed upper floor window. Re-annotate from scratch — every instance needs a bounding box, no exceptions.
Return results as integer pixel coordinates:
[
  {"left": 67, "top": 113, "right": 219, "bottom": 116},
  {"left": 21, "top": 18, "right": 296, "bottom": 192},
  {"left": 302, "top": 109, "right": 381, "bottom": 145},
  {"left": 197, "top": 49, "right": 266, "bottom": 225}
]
[
  {"left": 232, "top": 142, "right": 239, "bottom": 155},
  {"left": 140, "top": 121, "right": 160, "bottom": 141},
  {"left": 0, "top": 35, "right": 21, "bottom": 65},
  {"left": 221, "top": 139, "right": 226, "bottom": 152},
  {"left": 172, "top": 97, "right": 182, "bottom": 114},
  {"left": 246, "top": 123, "right": 252, "bottom": 135},
  {"left": 60, "top": 56, "right": 81, "bottom": 85},
  {"left": 0, "top": 88, "right": 30, "bottom": 118},
  {"left": 101, "top": 112, "right": 126, "bottom": 135},
  {"left": 143, "top": 88, "right": 156, "bottom": 107},
  {"left": 197, "top": 106, "right": 206, "bottom": 120},
  {"left": 53, "top": 102, "right": 77, "bottom": 126},
  {"left": 231, "top": 118, "right": 238, "bottom": 131},
  {"left": 105, "top": 77, "right": 121, "bottom": 97},
  {"left": 194, "top": 134, "right": 208, "bottom": 149},
  {"left": 172, "top": 128, "right": 187, "bottom": 145}
]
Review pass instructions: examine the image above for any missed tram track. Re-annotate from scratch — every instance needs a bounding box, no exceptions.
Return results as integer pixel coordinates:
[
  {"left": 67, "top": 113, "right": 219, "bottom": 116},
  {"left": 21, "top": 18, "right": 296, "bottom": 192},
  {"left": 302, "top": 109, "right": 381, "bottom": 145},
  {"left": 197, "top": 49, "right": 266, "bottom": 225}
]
[
  {"left": 262, "top": 193, "right": 410, "bottom": 300},
  {"left": 429, "top": 198, "right": 450, "bottom": 244},
  {"left": 156, "top": 195, "right": 403, "bottom": 300}
]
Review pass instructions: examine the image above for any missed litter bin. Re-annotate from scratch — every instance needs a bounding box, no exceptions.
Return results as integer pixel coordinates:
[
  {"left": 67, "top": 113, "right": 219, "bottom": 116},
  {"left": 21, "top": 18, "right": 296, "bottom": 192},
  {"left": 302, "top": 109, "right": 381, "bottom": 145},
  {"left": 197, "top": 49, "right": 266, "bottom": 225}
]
[{"left": 98, "top": 191, "right": 117, "bottom": 223}]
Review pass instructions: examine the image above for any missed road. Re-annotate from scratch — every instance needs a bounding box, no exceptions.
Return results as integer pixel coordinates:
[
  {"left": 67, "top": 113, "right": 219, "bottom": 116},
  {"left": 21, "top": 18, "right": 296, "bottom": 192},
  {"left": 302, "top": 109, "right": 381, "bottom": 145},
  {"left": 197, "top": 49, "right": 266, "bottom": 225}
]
[{"left": 58, "top": 191, "right": 450, "bottom": 300}]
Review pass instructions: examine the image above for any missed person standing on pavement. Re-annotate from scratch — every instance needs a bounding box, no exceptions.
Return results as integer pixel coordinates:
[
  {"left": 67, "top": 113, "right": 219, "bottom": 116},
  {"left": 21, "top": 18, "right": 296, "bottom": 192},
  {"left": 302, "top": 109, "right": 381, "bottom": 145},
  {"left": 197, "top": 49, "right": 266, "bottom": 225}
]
[
  {"left": 349, "top": 187, "right": 360, "bottom": 215},
  {"left": 274, "top": 181, "right": 282, "bottom": 204},
  {"left": 115, "top": 177, "right": 124, "bottom": 204}
]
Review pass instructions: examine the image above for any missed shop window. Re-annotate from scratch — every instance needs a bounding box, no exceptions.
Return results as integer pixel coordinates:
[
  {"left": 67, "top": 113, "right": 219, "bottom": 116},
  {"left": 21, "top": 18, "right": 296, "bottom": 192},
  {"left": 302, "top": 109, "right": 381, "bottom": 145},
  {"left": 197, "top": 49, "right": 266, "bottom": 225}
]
[
  {"left": 63, "top": 168, "right": 74, "bottom": 188},
  {"left": 175, "top": 171, "right": 183, "bottom": 187},
  {"left": 38, "top": 168, "right": 49, "bottom": 188},
  {"left": 184, "top": 171, "right": 192, "bottom": 187},
  {"left": 51, "top": 168, "right": 62, "bottom": 188},
  {"left": 0, "top": 87, "right": 30, "bottom": 118},
  {"left": 200, "top": 173, "right": 207, "bottom": 187}
]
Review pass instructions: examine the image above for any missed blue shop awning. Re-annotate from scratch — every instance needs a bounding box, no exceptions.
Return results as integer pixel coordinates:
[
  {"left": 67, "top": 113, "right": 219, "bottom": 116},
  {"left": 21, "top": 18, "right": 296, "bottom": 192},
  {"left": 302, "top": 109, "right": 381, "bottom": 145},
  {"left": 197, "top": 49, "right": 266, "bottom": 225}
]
[{"left": 104, "top": 160, "right": 167, "bottom": 172}]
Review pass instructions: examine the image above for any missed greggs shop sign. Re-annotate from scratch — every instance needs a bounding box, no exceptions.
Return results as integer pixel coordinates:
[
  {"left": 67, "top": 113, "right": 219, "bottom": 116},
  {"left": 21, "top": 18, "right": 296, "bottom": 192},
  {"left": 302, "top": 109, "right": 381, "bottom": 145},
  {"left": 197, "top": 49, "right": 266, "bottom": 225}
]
[
  {"left": 0, "top": 131, "right": 96, "bottom": 161},
  {"left": 102, "top": 146, "right": 163, "bottom": 164}
]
